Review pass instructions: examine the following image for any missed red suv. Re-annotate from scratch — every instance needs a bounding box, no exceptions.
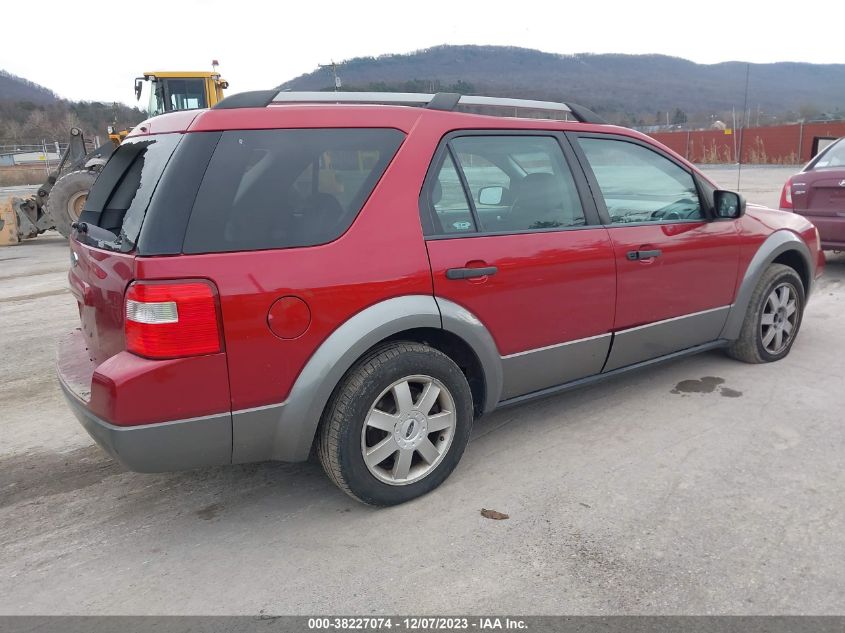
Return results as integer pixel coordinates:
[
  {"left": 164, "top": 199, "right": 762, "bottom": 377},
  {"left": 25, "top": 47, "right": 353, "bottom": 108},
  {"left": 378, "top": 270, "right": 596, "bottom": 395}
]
[{"left": 58, "top": 91, "right": 824, "bottom": 506}]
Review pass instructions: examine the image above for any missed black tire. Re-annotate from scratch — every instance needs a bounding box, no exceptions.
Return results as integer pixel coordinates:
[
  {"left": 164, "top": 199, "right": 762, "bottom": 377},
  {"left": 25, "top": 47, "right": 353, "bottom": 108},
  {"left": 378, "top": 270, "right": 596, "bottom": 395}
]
[
  {"left": 726, "top": 263, "right": 805, "bottom": 364},
  {"left": 317, "top": 341, "right": 474, "bottom": 506},
  {"left": 44, "top": 170, "right": 98, "bottom": 238}
]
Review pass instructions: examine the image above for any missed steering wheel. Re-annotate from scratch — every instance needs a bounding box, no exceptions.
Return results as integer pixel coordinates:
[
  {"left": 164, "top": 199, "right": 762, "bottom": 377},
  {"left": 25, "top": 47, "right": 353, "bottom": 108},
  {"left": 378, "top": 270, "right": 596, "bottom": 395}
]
[{"left": 651, "top": 208, "right": 681, "bottom": 221}]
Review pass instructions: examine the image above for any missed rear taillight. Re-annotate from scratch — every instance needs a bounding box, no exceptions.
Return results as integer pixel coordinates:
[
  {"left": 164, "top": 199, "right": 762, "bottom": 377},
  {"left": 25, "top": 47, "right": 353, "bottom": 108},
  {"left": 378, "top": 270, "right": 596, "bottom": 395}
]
[
  {"left": 779, "top": 177, "right": 794, "bottom": 210},
  {"left": 125, "top": 281, "right": 221, "bottom": 359}
]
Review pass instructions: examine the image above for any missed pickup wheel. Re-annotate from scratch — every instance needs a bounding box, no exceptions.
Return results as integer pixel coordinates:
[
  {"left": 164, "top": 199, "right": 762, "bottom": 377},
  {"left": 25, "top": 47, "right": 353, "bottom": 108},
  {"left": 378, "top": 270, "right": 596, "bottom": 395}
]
[
  {"left": 317, "top": 341, "right": 473, "bottom": 506},
  {"left": 727, "top": 263, "right": 805, "bottom": 364}
]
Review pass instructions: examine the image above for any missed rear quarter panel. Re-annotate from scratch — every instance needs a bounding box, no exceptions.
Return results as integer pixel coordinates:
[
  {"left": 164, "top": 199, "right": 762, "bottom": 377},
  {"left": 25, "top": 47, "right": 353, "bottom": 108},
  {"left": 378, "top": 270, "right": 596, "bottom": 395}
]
[{"left": 135, "top": 118, "right": 446, "bottom": 411}]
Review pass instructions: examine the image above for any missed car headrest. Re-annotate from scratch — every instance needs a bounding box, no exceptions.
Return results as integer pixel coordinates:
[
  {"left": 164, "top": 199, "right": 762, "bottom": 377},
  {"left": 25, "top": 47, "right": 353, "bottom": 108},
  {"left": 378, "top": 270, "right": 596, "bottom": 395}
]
[
  {"left": 515, "top": 172, "right": 562, "bottom": 207},
  {"left": 431, "top": 181, "right": 442, "bottom": 206}
]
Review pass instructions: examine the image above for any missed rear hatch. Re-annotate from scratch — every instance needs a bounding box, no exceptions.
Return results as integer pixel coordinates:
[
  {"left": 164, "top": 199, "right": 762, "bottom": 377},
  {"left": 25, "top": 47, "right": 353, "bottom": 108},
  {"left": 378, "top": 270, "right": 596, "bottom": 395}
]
[{"left": 69, "top": 133, "right": 182, "bottom": 365}]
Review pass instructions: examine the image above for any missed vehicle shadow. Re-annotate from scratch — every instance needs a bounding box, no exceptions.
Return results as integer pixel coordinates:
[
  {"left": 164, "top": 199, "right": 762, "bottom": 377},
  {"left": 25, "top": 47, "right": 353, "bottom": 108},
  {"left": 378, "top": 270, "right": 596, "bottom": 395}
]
[{"left": 823, "top": 250, "right": 845, "bottom": 269}]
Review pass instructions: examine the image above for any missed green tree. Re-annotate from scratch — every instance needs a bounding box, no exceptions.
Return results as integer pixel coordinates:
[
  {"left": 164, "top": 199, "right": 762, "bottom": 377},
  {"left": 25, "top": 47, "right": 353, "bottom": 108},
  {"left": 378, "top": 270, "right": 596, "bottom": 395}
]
[
  {"left": 797, "top": 104, "right": 821, "bottom": 121},
  {"left": 451, "top": 80, "right": 474, "bottom": 94}
]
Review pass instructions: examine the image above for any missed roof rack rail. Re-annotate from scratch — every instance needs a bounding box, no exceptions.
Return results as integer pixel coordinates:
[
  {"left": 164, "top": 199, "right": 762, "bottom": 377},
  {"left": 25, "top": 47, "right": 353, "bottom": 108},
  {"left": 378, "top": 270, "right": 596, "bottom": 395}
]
[
  {"left": 212, "top": 89, "right": 277, "bottom": 109},
  {"left": 264, "top": 91, "right": 607, "bottom": 124}
]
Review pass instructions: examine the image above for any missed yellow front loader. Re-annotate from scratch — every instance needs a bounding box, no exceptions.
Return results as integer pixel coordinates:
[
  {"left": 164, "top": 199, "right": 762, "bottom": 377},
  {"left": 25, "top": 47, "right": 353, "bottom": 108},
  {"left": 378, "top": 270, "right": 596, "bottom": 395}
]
[{"left": 108, "top": 70, "right": 229, "bottom": 145}]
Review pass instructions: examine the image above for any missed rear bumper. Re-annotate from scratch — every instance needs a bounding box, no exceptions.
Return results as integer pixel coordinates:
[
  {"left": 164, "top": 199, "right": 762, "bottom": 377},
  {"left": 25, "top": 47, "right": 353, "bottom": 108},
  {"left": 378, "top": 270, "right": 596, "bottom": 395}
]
[
  {"left": 821, "top": 240, "right": 845, "bottom": 251},
  {"left": 800, "top": 214, "right": 845, "bottom": 252},
  {"left": 57, "top": 330, "right": 232, "bottom": 473}
]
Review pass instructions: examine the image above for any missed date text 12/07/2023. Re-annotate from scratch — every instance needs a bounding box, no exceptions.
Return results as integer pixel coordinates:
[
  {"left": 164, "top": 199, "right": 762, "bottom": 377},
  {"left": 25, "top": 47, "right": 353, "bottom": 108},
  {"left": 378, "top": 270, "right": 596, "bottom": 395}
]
[{"left": 307, "top": 617, "right": 529, "bottom": 630}]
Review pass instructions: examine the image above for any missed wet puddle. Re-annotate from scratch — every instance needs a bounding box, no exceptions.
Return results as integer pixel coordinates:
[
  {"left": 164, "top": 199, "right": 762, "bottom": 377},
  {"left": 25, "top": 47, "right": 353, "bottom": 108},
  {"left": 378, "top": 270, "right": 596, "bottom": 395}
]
[{"left": 672, "top": 376, "right": 743, "bottom": 398}]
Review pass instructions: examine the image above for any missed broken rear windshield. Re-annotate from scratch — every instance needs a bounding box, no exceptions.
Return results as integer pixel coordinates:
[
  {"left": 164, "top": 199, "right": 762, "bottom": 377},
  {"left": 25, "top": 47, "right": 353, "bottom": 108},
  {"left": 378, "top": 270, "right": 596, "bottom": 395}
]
[{"left": 78, "top": 133, "right": 181, "bottom": 252}]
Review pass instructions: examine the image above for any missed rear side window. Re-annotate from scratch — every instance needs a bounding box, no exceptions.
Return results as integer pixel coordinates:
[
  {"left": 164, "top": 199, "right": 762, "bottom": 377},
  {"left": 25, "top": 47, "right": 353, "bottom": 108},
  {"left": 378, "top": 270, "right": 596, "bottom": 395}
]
[
  {"left": 430, "top": 153, "right": 476, "bottom": 234},
  {"left": 811, "top": 139, "right": 845, "bottom": 169},
  {"left": 183, "top": 128, "right": 405, "bottom": 253},
  {"left": 453, "top": 136, "right": 585, "bottom": 232},
  {"left": 424, "top": 135, "right": 585, "bottom": 235},
  {"left": 79, "top": 133, "right": 181, "bottom": 252}
]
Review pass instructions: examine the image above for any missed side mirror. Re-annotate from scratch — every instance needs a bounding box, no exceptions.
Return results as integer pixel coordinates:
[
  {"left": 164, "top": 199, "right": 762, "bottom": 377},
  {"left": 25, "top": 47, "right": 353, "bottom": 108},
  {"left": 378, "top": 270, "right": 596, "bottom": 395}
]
[
  {"left": 134, "top": 78, "right": 144, "bottom": 101},
  {"left": 714, "top": 190, "right": 746, "bottom": 219},
  {"left": 478, "top": 185, "right": 504, "bottom": 206}
]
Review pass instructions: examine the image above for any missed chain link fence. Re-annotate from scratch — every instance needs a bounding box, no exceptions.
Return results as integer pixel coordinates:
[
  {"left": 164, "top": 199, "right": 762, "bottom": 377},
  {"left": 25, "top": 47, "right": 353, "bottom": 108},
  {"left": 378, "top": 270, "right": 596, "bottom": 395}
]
[{"left": 0, "top": 138, "right": 100, "bottom": 187}]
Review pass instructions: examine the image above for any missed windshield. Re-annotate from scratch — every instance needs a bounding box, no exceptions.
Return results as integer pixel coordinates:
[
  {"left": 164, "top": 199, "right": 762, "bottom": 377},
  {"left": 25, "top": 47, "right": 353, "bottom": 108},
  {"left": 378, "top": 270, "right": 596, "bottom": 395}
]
[{"left": 141, "top": 78, "right": 208, "bottom": 118}]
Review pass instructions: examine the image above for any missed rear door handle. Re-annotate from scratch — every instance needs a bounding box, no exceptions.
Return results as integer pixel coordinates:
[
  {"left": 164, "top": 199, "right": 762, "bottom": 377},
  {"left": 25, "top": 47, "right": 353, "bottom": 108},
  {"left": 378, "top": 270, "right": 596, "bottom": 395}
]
[
  {"left": 446, "top": 266, "right": 498, "bottom": 280},
  {"left": 626, "top": 249, "right": 662, "bottom": 261}
]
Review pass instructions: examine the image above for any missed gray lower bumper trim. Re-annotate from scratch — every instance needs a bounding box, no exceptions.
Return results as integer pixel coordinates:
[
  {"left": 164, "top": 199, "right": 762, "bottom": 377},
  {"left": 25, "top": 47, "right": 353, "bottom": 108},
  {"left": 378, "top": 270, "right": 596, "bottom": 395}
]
[
  {"left": 59, "top": 381, "right": 232, "bottom": 473},
  {"left": 604, "top": 306, "right": 730, "bottom": 371},
  {"left": 231, "top": 402, "right": 288, "bottom": 464},
  {"left": 499, "top": 339, "right": 729, "bottom": 409},
  {"left": 500, "top": 333, "right": 611, "bottom": 400}
]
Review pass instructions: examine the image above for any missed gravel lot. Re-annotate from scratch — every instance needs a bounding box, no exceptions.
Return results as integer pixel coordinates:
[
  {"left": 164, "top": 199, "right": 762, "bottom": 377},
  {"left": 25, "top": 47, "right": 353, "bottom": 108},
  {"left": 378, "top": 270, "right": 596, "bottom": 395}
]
[
  {"left": 1, "top": 166, "right": 843, "bottom": 615},
  {"left": 701, "top": 165, "right": 797, "bottom": 209}
]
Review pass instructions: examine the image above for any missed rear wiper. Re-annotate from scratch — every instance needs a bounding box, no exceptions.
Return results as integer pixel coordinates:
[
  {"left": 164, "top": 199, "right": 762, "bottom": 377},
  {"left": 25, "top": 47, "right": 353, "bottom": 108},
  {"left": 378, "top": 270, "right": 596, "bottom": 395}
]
[{"left": 71, "top": 222, "right": 119, "bottom": 243}]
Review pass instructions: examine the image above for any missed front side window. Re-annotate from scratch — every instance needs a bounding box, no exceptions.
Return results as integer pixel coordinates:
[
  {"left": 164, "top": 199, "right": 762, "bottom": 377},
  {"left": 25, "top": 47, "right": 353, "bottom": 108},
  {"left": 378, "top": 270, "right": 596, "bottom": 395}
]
[
  {"left": 184, "top": 128, "right": 404, "bottom": 253},
  {"left": 578, "top": 138, "right": 703, "bottom": 224},
  {"left": 446, "top": 136, "right": 585, "bottom": 233}
]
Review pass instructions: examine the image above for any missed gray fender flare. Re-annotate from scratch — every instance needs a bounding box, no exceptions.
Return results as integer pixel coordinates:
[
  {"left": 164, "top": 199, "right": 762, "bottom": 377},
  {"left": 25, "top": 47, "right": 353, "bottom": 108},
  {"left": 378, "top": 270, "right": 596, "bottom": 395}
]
[
  {"left": 231, "top": 294, "right": 502, "bottom": 463},
  {"left": 720, "top": 230, "right": 814, "bottom": 341},
  {"left": 436, "top": 297, "right": 503, "bottom": 413}
]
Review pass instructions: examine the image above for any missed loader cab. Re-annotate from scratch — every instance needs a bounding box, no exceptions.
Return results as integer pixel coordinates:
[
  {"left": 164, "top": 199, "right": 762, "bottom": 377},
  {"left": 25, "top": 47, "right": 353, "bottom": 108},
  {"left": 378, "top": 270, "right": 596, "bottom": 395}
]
[{"left": 134, "top": 71, "right": 228, "bottom": 119}]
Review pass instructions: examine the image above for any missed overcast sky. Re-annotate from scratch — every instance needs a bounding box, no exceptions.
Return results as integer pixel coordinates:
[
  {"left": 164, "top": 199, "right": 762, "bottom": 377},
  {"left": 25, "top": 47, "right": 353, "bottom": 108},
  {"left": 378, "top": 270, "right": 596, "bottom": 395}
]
[{"left": 2, "top": 0, "right": 844, "bottom": 105}]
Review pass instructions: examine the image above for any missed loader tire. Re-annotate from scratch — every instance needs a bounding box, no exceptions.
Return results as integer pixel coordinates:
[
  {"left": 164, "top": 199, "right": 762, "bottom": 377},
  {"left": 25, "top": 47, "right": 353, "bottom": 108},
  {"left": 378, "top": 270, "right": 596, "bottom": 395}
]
[{"left": 44, "top": 170, "right": 98, "bottom": 238}]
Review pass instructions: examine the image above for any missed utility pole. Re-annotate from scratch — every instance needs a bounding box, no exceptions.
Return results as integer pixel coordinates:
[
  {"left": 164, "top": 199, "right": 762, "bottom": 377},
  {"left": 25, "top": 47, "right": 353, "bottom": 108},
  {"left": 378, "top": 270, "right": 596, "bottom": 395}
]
[
  {"left": 732, "top": 107, "right": 738, "bottom": 162},
  {"left": 318, "top": 61, "right": 342, "bottom": 91},
  {"left": 737, "top": 63, "right": 750, "bottom": 190}
]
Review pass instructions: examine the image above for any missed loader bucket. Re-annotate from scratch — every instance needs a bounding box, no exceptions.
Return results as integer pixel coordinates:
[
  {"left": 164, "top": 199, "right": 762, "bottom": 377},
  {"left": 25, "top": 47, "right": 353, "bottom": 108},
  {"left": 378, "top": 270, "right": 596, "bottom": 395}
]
[{"left": 0, "top": 196, "right": 21, "bottom": 246}]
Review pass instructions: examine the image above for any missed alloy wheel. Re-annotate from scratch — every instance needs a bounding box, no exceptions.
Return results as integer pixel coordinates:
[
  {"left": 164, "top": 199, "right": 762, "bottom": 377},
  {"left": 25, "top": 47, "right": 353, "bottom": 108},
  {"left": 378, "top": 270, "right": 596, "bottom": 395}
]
[
  {"left": 761, "top": 283, "right": 798, "bottom": 354},
  {"left": 360, "top": 375, "right": 456, "bottom": 485}
]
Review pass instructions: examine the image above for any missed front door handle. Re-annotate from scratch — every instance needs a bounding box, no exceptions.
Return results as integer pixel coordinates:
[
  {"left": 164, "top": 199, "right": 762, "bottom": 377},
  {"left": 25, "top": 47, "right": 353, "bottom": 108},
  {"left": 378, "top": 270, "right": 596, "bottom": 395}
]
[
  {"left": 446, "top": 266, "right": 498, "bottom": 280},
  {"left": 626, "top": 249, "right": 662, "bottom": 261}
]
